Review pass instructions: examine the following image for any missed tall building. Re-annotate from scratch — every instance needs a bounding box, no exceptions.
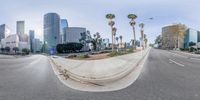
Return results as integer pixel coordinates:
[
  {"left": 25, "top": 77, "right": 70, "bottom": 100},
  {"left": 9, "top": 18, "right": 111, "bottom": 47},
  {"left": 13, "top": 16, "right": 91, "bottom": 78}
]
[
  {"left": 162, "top": 23, "right": 187, "bottom": 49},
  {"left": 198, "top": 31, "right": 200, "bottom": 43},
  {"left": 63, "top": 27, "right": 90, "bottom": 51},
  {"left": 29, "top": 30, "right": 35, "bottom": 52},
  {"left": 43, "top": 13, "right": 60, "bottom": 53},
  {"left": 63, "top": 27, "right": 86, "bottom": 43},
  {"left": 60, "top": 19, "right": 68, "bottom": 43},
  {"left": 16, "top": 21, "right": 28, "bottom": 42},
  {"left": 32, "top": 38, "right": 42, "bottom": 53},
  {"left": 0, "top": 24, "right": 10, "bottom": 42},
  {"left": 184, "top": 28, "right": 200, "bottom": 48},
  {"left": 16, "top": 21, "right": 25, "bottom": 35}
]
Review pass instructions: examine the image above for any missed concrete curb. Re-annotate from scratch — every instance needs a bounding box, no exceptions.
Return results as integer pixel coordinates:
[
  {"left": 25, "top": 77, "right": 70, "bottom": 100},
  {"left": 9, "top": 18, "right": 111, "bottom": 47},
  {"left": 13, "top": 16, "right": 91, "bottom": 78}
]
[{"left": 49, "top": 48, "right": 151, "bottom": 84}]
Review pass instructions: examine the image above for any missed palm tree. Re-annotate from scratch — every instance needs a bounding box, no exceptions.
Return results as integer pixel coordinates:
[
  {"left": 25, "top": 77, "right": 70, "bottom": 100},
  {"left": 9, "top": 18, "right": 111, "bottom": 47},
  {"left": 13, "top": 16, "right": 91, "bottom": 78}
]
[
  {"left": 116, "top": 37, "right": 119, "bottom": 49},
  {"left": 144, "top": 34, "right": 148, "bottom": 48},
  {"left": 106, "top": 13, "right": 115, "bottom": 52},
  {"left": 119, "top": 35, "right": 123, "bottom": 48},
  {"left": 112, "top": 27, "right": 117, "bottom": 51},
  {"left": 112, "top": 27, "right": 117, "bottom": 45},
  {"left": 93, "top": 34, "right": 96, "bottom": 38},
  {"left": 116, "top": 37, "right": 119, "bottom": 44},
  {"left": 128, "top": 14, "right": 137, "bottom": 50},
  {"left": 144, "top": 38, "right": 148, "bottom": 48},
  {"left": 139, "top": 23, "right": 145, "bottom": 50},
  {"left": 96, "top": 32, "right": 101, "bottom": 51}
]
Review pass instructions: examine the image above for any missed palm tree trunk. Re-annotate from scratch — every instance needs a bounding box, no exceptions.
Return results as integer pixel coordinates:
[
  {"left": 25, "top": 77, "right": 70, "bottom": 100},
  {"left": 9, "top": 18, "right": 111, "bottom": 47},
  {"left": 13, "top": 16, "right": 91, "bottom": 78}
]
[
  {"left": 133, "top": 26, "right": 136, "bottom": 50},
  {"left": 111, "top": 29, "right": 114, "bottom": 52}
]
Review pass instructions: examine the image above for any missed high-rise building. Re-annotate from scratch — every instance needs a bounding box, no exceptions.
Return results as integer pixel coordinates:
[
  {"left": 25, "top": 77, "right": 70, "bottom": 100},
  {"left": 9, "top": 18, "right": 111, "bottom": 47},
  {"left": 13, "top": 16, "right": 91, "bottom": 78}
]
[
  {"left": 63, "top": 27, "right": 91, "bottom": 51},
  {"left": 60, "top": 19, "right": 68, "bottom": 43},
  {"left": 44, "top": 13, "right": 60, "bottom": 53},
  {"left": 0, "top": 24, "right": 10, "bottom": 42},
  {"left": 16, "top": 21, "right": 28, "bottom": 42},
  {"left": 32, "top": 38, "right": 42, "bottom": 53},
  {"left": 16, "top": 21, "right": 25, "bottom": 35},
  {"left": 162, "top": 23, "right": 187, "bottom": 49},
  {"left": 29, "top": 30, "right": 35, "bottom": 52},
  {"left": 198, "top": 31, "right": 200, "bottom": 42}
]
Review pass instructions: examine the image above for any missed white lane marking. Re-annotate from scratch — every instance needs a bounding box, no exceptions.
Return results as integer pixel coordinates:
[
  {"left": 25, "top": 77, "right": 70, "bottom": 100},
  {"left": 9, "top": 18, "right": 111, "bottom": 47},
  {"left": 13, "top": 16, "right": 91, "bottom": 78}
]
[
  {"left": 168, "top": 52, "right": 188, "bottom": 58},
  {"left": 190, "top": 58, "right": 200, "bottom": 60},
  {"left": 169, "top": 59, "right": 185, "bottom": 67}
]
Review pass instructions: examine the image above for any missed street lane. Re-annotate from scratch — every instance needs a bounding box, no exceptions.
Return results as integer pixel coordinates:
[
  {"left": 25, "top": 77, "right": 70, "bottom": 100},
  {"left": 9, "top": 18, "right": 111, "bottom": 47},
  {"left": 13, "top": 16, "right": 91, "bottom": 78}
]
[{"left": 0, "top": 49, "right": 200, "bottom": 100}]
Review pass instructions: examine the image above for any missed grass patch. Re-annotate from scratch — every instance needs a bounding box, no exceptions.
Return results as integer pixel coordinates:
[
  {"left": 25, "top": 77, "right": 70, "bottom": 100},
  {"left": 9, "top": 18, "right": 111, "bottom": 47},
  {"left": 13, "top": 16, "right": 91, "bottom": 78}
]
[
  {"left": 108, "top": 49, "right": 134, "bottom": 57},
  {"left": 77, "top": 54, "right": 90, "bottom": 59}
]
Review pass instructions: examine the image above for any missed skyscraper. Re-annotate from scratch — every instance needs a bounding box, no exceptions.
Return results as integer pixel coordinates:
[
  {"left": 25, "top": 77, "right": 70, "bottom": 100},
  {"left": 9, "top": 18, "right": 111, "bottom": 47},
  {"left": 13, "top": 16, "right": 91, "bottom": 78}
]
[
  {"left": 43, "top": 13, "right": 60, "bottom": 53},
  {"left": 29, "top": 30, "right": 35, "bottom": 52},
  {"left": 16, "top": 21, "right": 25, "bottom": 35},
  {"left": 16, "top": 21, "right": 28, "bottom": 42},
  {"left": 60, "top": 19, "right": 68, "bottom": 43},
  {"left": 0, "top": 24, "right": 10, "bottom": 42}
]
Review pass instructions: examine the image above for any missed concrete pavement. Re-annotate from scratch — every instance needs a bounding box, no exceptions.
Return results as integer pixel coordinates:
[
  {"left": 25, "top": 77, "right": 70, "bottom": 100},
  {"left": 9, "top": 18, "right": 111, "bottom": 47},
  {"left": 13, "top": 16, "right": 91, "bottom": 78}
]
[
  {"left": 50, "top": 48, "right": 150, "bottom": 84},
  {"left": 0, "top": 49, "right": 200, "bottom": 100}
]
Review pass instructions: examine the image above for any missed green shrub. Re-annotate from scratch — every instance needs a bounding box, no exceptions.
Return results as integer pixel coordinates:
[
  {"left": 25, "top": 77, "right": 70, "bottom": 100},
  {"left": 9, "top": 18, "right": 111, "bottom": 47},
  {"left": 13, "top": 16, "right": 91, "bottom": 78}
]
[
  {"left": 184, "top": 48, "right": 189, "bottom": 51},
  {"left": 108, "top": 51, "right": 119, "bottom": 57},
  {"left": 56, "top": 42, "right": 84, "bottom": 53},
  {"left": 22, "top": 48, "right": 30, "bottom": 55},
  {"left": 180, "top": 48, "right": 184, "bottom": 51},
  {"left": 127, "top": 48, "right": 134, "bottom": 53},
  {"left": 189, "top": 47, "right": 197, "bottom": 52}
]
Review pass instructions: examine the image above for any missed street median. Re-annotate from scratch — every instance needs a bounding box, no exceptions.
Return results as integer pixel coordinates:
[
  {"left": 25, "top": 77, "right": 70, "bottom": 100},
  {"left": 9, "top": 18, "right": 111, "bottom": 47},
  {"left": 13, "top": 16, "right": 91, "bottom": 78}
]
[{"left": 49, "top": 48, "right": 151, "bottom": 84}]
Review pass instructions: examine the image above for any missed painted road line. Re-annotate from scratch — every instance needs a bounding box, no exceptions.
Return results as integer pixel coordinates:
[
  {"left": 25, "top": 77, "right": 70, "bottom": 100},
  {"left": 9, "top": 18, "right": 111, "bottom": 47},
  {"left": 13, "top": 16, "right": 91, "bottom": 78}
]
[
  {"left": 169, "top": 59, "right": 185, "bottom": 67},
  {"left": 190, "top": 58, "right": 200, "bottom": 60},
  {"left": 168, "top": 52, "right": 188, "bottom": 58}
]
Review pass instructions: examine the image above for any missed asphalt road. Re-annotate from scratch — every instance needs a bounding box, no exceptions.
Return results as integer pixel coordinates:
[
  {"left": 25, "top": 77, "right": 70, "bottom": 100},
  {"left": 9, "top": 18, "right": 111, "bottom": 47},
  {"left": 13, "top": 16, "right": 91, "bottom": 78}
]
[{"left": 0, "top": 49, "right": 200, "bottom": 100}]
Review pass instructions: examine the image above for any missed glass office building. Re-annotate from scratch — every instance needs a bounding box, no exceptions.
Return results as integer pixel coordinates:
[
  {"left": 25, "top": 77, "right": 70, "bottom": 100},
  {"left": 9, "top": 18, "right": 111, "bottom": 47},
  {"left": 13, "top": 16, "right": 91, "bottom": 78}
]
[
  {"left": 198, "top": 31, "right": 200, "bottom": 42},
  {"left": 43, "top": 13, "right": 60, "bottom": 53},
  {"left": 60, "top": 19, "right": 68, "bottom": 43},
  {"left": 0, "top": 24, "right": 10, "bottom": 42},
  {"left": 29, "top": 30, "right": 35, "bottom": 52},
  {"left": 184, "top": 28, "right": 199, "bottom": 48}
]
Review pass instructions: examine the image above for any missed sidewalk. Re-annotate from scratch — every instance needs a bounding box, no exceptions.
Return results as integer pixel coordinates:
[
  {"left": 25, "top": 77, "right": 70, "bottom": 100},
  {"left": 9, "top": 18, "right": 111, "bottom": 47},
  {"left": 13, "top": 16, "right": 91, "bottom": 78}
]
[{"left": 50, "top": 48, "right": 150, "bottom": 84}]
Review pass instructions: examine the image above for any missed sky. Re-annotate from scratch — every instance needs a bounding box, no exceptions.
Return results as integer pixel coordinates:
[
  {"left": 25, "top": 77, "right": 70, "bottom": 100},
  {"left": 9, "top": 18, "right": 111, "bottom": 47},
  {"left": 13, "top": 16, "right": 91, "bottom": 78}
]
[{"left": 0, "top": 0, "right": 200, "bottom": 43}]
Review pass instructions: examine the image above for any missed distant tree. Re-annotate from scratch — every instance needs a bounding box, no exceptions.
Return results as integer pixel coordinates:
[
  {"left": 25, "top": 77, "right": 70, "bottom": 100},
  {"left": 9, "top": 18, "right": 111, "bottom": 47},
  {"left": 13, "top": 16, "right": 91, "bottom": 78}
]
[
  {"left": 13, "top": 47, "right": 19, "bottom": 53},
  {"left": 5, "top": 47, "right": 10, "bottom": 52},
  {"left": 56, "top": 43, "right": 83, "bottom": 53},
  {"left": 56, "top": 44, "right": 64, "bottom": 53},
  {"left": 189, "top": 42, "right": 196, "bottom": 52},
  {"left": 128, "top": 14, "right": 137, "bottom": 50},
  {"left": 22, "top": 48, "right": 30, "bottom": 55},
  {"left": 106, "top": 13, "right": 115, "bottom": 52},
  {"left": 0, "top": 48, "right": 5, "bottom": 52},
  {"left": 155, "top": 35, "right": 162, "bottom": 44}
]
